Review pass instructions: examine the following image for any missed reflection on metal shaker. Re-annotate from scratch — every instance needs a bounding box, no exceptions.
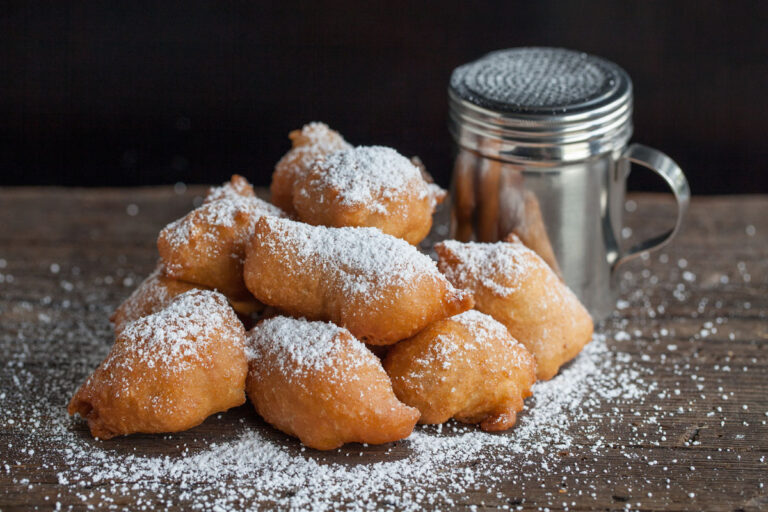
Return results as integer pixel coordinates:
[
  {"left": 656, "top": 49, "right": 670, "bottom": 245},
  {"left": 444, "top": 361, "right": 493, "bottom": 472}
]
[{"left": 452, "top": 149, "right": 562, "bottom": 276}]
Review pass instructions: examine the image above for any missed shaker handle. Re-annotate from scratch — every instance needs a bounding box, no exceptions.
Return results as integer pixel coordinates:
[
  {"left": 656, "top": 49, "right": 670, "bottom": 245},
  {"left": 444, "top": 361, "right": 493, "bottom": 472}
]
[{"left": 612, "top": 143, "right": 690, "bottom": 270}]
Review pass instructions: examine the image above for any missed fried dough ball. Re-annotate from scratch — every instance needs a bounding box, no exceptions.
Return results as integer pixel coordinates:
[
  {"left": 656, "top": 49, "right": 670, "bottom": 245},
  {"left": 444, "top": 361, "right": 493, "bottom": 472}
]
[
  {"left": 384, "top": 310, "right": 536, "bottom": 431},
  {"left": 243, "top": 216, "right": 473, "bottom": 345},
  {"left": 292, "top": 146, "right": 446, "bottom": 245},
  {"left": 245, "top": 316, "right": 420, "bottom": 450},
  {"left": 270, "top": 122, "right": 351, "bottom": 214},
  {"left": 110, "top": 264, "right": 201, "bottom": 335},
  {"left": 204, "top": 174, "right": 256, "bottom": 204},
  {"left": 157, "top": 180, "right": 286, "bottom": 298},
  {"left": 69, "top": 290, "right": 247, "bottom": 439},
  {"left": 110, "top": 264, "right": 263, "bottom": 335},
  {"left": 435, "top": 235, "right": 593, "bottom": 380}
]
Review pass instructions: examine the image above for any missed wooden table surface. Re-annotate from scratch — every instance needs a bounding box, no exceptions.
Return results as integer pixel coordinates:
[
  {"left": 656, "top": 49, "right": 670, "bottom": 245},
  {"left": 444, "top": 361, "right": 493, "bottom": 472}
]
[{"left": 0, "top": 187, "right": 766, "bottom": 511}]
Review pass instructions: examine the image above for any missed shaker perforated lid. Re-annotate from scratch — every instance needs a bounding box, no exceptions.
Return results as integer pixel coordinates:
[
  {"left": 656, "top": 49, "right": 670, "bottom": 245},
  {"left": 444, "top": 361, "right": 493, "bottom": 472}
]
[{"left": 448, "top": 47, "right": 634, "bottom": 163}]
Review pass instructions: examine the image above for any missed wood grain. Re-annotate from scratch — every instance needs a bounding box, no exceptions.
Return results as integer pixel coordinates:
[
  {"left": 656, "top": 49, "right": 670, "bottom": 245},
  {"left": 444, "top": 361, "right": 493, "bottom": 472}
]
[{"left": 0, "top": 188, "right": 766, "bottom": 511}]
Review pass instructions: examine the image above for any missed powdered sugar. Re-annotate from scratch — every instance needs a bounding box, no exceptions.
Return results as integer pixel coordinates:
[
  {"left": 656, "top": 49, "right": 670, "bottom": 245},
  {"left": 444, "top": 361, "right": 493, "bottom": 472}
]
[
  {"left": 203, "top": 175, "right": 255, "bottom": 204},
  {"left": 453, "top": 310, "right": 530, "bottom": 366},
  {"left": 107, "top": 289, "right": 240, "bottom": 373},
  {"left": 295, "top": 146, "right": 428, "bottom": 214},
  {"left": 112, "top": 266, "right": 171, "bottom": 324},
  {"left": 258, "top": 217, "right": 447, "bottom": 298},
  {"left": 452, "top": 309, "right": 517, "bottom": 346},
  {"left": 247, "top": 317, "right": 372, "bottom": 376},
  {"left": 406, "top": 310, "right": 531, "bottom": 379},
  {"left": 160, "top": 196, "right": 285, "bottom": 263},
  {"left": 436, "top": 239, "right": 537, "bottom": 297},
  {"left": 276, "top": 122, "right": 352, "bottom": 182}
]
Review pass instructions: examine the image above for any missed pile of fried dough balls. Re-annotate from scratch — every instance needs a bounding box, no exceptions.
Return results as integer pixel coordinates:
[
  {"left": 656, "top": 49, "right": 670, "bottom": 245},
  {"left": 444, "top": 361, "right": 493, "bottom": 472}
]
[{"left": 69, "top": 123, "right": 593, "bottom": 450}]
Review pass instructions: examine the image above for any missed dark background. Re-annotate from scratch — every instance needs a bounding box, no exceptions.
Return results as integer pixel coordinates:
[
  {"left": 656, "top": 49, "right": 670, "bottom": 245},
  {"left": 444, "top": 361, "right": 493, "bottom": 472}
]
[{"left": 1, "top": 1, "right": 766, "bottom": 194}]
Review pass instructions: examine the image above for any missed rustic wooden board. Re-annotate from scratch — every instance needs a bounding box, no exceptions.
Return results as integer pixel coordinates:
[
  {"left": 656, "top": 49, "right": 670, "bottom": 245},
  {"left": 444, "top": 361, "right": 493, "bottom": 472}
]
[{"left": 0, "top": 187, "right": 766, "bottom": 511}]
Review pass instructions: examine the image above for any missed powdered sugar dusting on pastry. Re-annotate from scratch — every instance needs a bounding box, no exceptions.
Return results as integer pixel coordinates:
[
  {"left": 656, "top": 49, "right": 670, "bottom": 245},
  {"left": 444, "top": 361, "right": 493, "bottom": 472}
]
[
  {"left": 259, "top": 216, "right": 450, "bottom": 297},
  {"left": 436, "top": 239, "right": 538, "bottom": 297},
  {"left": 296, "top": 146, "right": 428, "bottom": 214},
  {"left": 108, "top": 289, "right": 241, "bottom": 373},
  {"left": 161, "top": 196, "right": 285, "bottom": 262},
  {"left": 410, "top": 310, "right": 530, "bottom": 377},
  {"left": 453, "top": 310, "right": 531, "bottom": 369},
  {"left": 453, "top": 310, "right": 511, "bottom": 342},
  {"left": 453, "top": 310, "right": 525, "bottom": 351},
  {"left": 276, "top": 122, "right": 352, "bottom": 180},
  {"left": 203, "top": 175, "right": 255, "bottom": 204},
  {"left": 112, "top": 266, "right": 171, "bottom": 323},
  {"left": 247, "top": 316, "right": 373, "bottom": 377}
]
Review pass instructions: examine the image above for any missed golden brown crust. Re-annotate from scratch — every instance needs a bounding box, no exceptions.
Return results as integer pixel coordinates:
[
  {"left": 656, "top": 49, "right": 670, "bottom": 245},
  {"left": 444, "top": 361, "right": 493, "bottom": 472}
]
[
  {"left": 245, "top": 317, "right": 419, "bottom": 450},
  {"left": 243, "top": 217, "right": 473, "bottom": 345},
  {"left": 69, "top": 290, "right": 248, "bottom": 439},
  {"left": 157, "top": 177, "right": 286, "bottom": 298},
  {"left": 270, "top": 123, "right": 351, "bottom": 214},
  {"left": 435, "top": 237, "right": 593, "bottom": 380},
  {"left": 383, "top": 310, "right": 536, "bottom": 431}
]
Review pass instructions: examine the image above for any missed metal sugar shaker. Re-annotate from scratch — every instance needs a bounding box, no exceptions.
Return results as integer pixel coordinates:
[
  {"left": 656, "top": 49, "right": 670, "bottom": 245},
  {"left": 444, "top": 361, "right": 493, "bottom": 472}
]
[{"left": 448, "top": 47, "right": 690, "bottom": 320}]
